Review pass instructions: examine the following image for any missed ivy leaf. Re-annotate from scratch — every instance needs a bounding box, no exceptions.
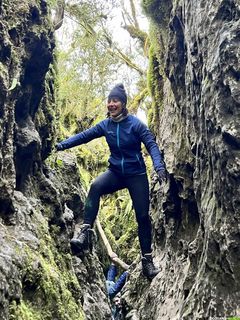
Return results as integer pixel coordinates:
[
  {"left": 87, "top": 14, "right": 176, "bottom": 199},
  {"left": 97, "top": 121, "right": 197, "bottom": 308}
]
[{"left": 56, "top": 159, "right": 63, "bottom": 167}]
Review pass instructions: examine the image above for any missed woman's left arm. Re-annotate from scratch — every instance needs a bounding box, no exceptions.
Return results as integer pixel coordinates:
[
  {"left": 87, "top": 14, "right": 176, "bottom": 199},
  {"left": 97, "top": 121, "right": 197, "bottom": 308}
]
[{"left": 136, "top": 121, "right": 165, "bottom": 172}]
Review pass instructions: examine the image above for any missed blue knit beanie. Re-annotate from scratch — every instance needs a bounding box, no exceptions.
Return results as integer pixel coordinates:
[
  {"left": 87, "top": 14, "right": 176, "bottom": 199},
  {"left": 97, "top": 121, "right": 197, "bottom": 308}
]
[{"left": 108, "top": 83, "right": 127, "bottom": 105}]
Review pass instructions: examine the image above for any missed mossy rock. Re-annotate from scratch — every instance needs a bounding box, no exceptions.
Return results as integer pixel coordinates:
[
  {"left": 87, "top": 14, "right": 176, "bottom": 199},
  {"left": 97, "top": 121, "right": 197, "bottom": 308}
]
[
  {"left": 10, "top": 216, "right": 84, "bottom": 320},
  {"left": 141, "top": 0, "right": 172, "bottom": 27}
]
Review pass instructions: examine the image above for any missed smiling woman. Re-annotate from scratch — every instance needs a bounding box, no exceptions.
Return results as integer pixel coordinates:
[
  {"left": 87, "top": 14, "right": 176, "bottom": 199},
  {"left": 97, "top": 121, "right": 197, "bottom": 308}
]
[
  {"left": 107, "top": 98, "right": 124, "bottom": 118},
  {"left": 55, "top": 0, "right": 149, "bottom": 115},
  {"left": 56, "top": 82, "right": 167, "bottom": 280},
  {"left": 107, "top": 84, "right": 128, "bottom": 119},
  {"left": 54, "top": 0, "right": 154, "bottom": 268}
]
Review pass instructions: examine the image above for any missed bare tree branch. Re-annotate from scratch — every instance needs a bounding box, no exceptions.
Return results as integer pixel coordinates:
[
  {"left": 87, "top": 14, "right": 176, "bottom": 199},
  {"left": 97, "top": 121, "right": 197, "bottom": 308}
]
[
  {"left": 102, "top": 30, "right": 145, "bottom": 75},
  {"left": 120, "top": 0, "right": 148, "bottom": 48},
  {"left": 129, "top": 0, "right": 139, "bottom": 29},
  {"left": 96, "top": 218, "right": 130, "bottom": 270},
  {"left": 122, "top": 25, "right": 148, "bottom": 47},
  {"left": 107, "top": 47, "right": 145, "bottom": 76},
  {"left": 53, "top": 0, "right": 65, "bottom": 31},
  {"left": 121, "top": 0, "right": 134, "bottom": 26}
]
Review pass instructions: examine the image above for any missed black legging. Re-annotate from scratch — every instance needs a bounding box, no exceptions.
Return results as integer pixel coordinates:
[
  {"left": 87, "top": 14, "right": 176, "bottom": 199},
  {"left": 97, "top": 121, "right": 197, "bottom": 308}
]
[{"left": 84, "top": 169, "right": 152, "bottom": 255}]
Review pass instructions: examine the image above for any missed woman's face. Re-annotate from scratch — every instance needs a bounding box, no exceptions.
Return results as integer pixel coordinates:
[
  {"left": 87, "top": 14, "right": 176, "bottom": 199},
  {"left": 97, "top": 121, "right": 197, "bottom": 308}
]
[{"left": 107, "top": 97, "right": 123, "bottom": 118}]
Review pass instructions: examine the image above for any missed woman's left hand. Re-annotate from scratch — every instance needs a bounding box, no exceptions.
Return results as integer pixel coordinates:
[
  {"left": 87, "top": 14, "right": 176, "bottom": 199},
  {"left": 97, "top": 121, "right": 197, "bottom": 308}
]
[{"left": 157, "top": 169, "right": 167, "bottom": 185}]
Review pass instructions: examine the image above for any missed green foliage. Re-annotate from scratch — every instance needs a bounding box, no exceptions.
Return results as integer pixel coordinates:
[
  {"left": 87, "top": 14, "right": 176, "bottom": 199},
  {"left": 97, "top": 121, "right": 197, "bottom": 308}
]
[
  {"left": 10, "top": 216, "right": 83, "bottom": 320},
  {"left": 57, "top": 47, "right": 110, "bottom": 135},
  {"left": 56, "top": 1, "right": 122, "bottom": 139},
  {"left": 56, "top": 158, "right": 63, "bottom": 167},
  {"left": 146, "top": 45, "right": 164, "bottom": 133},
  {"left": 141, "top": 0, "right": 172, "bottom": 27},
  {"left": 10, "top": 301, "right": 42, "bottom": 320},
  {"left": 48, "top": 0, "right": 59, "bottom": 10},
  {"left": 99, "top": 191, "right": 140, "bottom": 263},
  {"left": 76, "top": 139, "right": 108, "bottom": 173}
]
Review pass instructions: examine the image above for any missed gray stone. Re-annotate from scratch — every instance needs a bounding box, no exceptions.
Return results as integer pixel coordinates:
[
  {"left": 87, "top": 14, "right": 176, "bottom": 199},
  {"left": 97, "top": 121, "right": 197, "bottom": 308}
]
[{"left": 124, "top": 0, "right": 240, "bottom": 319}]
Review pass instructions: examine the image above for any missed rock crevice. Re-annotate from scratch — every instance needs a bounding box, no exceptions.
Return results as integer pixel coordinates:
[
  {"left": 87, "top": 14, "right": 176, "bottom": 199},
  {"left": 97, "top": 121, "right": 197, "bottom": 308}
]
[{"left": 123, "top": 0, "right": 240, "bottom": 319}]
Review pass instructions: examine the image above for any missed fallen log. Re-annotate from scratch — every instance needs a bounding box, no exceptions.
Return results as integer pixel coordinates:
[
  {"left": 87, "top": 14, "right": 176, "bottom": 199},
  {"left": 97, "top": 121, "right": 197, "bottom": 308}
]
[{"left": 96, "top": 218, "right": 130, "bottom": 270}]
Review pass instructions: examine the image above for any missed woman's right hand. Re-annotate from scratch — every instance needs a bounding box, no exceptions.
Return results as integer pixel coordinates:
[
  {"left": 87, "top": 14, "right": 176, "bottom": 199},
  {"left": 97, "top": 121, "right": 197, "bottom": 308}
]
[{"left": 55, "top": 143, "right": 63, "bottom": 151}]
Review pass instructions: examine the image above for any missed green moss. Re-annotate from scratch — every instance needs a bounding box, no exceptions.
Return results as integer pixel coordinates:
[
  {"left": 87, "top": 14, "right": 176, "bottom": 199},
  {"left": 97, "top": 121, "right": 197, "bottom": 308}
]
[
  {"left": 10, "top": 216, "right": 84, "bottom": 320},
  {"left": 99, "top": 191, "right": 140, "bottom": 264},
  {"left": 146, "top": 45, "right": 165, "bottom": 133},
  {"left": 142, "top": 0, "right": 161, "bottom": 17},
  {"left": 48, "top": 0, "right": 59, "bottom": 9},
  {"left": 141, "top": 0, "right": 172, "bottom": 27},
  {"left": 10, "top": 301, "right": 42, "bottom": 320},
  {"left": 131, "top": 88, "right": 149, "bottom": 113},
  {"left": 124, "top": 25, "right": 147, "bottom": 46},
  {"left": 141, "top": 0, "right": 174, "bottom": 135}
]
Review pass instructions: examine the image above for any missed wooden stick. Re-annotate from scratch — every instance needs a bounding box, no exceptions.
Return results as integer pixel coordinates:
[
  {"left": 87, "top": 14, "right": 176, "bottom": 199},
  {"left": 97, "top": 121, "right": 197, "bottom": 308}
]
[{"left": 95, "top": 218, "right": 130, "bottom": 270}]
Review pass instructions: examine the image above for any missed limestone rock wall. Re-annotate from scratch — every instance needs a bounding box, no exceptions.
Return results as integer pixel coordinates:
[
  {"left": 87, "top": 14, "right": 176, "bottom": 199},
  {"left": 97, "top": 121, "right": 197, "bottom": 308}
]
[
  {"left": 0, "top": 1, "right": 111, "bottom": 319},
  {"left": 123, "top": 0, "right": 240, "bottom": 319},
  {"left": 1, "top": 0, "right": 239, "bottom": 319},
  {"left": 0, "top": 0, "right": 55, "bottom": 213}
]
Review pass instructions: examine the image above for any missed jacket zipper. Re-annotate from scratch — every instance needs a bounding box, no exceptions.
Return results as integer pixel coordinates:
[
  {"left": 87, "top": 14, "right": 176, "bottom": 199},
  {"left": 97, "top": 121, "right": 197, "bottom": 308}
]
[{"left": 117, "top": 123, "right": 124, "bottom": 174}]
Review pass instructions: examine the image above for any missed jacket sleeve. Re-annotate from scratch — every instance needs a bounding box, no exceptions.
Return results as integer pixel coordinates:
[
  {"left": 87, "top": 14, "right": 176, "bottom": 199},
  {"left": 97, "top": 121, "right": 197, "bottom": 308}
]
[
  {"left": 57, "top": 121, "right": 105, "bottom": 150},
  {"left": 136, "top": 120, "right": 165, "bottom": 172}
]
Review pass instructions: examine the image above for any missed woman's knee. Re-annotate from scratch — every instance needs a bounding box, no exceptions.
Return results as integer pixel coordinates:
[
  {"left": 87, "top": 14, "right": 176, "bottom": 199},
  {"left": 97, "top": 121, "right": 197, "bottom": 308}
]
[
  {"left": 89, "top": 179, "right": 103, "bottom": 195},
  {"left": 89, "top": 170, "right": 120, "bottom": 196}
]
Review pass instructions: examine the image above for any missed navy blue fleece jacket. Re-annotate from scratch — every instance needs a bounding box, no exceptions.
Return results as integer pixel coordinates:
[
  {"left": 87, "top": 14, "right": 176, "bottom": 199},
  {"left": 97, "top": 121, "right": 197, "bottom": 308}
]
[{"left": 57, "top": 115, "right": 164, "bottom": 176}]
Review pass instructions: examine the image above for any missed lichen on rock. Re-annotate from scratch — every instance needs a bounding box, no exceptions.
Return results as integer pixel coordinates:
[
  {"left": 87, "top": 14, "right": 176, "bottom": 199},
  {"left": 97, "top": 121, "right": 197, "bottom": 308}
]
[
  {"left": 1, "top": 0, "right": 240, "bottom": 319},
  {"left": 0, "top": 1, "right": 112, "bottom": 319},
  {"left": 123, "top": 0, "right": 240, "bottom": 319}
]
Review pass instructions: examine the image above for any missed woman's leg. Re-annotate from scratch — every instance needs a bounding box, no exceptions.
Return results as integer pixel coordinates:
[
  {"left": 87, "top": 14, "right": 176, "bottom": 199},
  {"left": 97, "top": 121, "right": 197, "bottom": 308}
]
[
  {"left": 71, "top": 170, "right": 125, "bottom": 254},
  {"left": 125, "top": 174, "right": 151, "bottom": 255},
  {"left": 109, "top": 271, "right": 128, "bottom": 299},
  {"left": 84, "top": 170, "right": 125, "bottom": 226},
  {"left": 107, "top": 264, "right": 117, "bottom": 281},
  {"left": 126, "top": 174, "right": 160, "bottom": 279}
]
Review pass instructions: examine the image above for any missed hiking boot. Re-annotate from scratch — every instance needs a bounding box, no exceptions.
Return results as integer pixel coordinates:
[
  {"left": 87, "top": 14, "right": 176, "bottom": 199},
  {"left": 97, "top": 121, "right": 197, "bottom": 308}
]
[
  {"left": 142, "top": 253, "right": 160, "bottom": 280},
  {"left": 70, "top": 224, "right": 93, "bottom": 254}
]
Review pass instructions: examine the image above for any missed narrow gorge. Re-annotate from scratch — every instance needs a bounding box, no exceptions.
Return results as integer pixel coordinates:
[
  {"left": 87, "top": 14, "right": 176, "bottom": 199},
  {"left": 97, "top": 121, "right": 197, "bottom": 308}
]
[{"left": 0, "top": 0, "right": 239, "bottom": 319}]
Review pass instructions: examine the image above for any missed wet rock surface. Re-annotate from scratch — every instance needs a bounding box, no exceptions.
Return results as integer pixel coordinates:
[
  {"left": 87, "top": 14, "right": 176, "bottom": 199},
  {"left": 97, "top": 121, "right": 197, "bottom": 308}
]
[
  {"left": 0, "top": 1, "right": 111, "bottom": 319},
  {"left": 123, "top": 0, "right": 240, "bottom": 319},
  {"left": 0, "top": 0, "right": 239, "bottom": 319}
]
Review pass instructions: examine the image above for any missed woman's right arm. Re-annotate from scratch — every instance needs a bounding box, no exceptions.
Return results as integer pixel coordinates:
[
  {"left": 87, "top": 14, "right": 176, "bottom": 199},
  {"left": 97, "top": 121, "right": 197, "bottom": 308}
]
[{"left": 56, "top": 121, "right": 105, "bottom": 151}]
